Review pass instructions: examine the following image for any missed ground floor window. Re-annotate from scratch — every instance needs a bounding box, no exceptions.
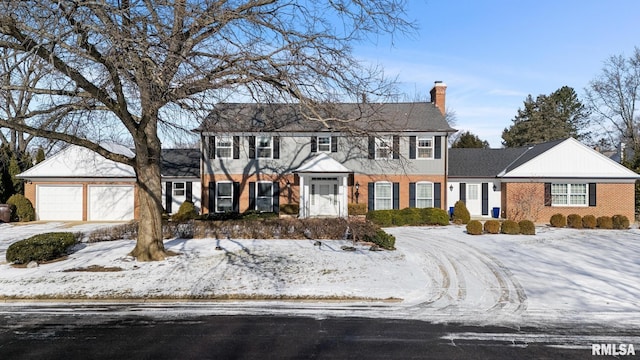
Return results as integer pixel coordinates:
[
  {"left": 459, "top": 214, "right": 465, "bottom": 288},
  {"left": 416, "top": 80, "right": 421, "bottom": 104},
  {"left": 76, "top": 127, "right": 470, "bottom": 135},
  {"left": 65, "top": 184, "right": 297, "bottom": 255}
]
[
  {"left": 216, "top": 182, "right": 233, "bottom": 212},
  {"left": 551, "top": 183, "right": 587, "bottom": 206},
  {"left": 173, "top": 182, "right": 185, "bottom": 196},
  {"left": 375, "top": 182, "right": 392, "bottom": 210},
  {"left": 256, "top": 182, "right": 273, "bottom": 212},
  {"left": 416, "top": 182, "right": 433, "bottom": 208}
]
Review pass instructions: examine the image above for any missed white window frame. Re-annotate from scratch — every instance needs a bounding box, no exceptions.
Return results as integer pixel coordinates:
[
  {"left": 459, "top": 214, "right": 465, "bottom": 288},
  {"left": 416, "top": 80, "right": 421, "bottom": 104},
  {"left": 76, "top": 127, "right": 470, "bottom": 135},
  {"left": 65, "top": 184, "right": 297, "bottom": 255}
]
[
  {"left": 216, "top": 182, "right": 234, "bottom": 213},
  {"left": 216, "top": 136, "right": 233, "bottom": 159},
  {"left": 257, "top": 136, "right": 272, "bottom": 159},
  {"left": 173, "top": 182, "right": 185, "bottom": 197},
  {"left": 415, "top": 182, "right": 434, "bottom": 208},
  {"left": 551, "top": 183, "right": 588, "bottom": 206},
  {"left": 375, "top": 182, "right": 392, "bottom": 210},
  {"left": 317, "top": 136, "right": 332, "bottom": 152},
  {"left": 376, "top": 136, "right": 393, "bottom": 159},
  {"left": 256, "top": 181, "right": 273, "bottom": 212},
  {"left": 417, "top": 136, "right": 434, "bottom": 159}
]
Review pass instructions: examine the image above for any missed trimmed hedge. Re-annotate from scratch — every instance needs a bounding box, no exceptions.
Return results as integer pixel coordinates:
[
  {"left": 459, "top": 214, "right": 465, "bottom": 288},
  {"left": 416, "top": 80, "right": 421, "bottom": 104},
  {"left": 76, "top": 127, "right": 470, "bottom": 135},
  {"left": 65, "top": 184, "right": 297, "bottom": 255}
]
[
  {"left": 483, "top": 220, "right": 501, "bottom": 234},
  {"left": 612, "top": 215, "right": 630, "bottom": 229},
  {"left": 452, "top": 201, "right": 470, "bottom": 224},
  {"left": 597, "top": 216, "right": 613, "bottom": 229},
  {"left": 501, "top": 220, "right": 520, "bottom": 235},
  {"left": 348, "top": 203, "right": 367, "bottom": 216},
  {"left": 567, "top": 214, "right": 583, "bottom": 229},
  {"left": 582, "top": 215, "right": 597, "bottom": 229},
  {"left": 366, "top": 207, "right": 450, "bottom": 227},
  {"left": 280, "top": 204, "right": 299, "bottom": 215},
  {"left": 550, "top": 213, "right": 567, "bottom": 228},
  {"left": 466, "top": 220, "right": 483, "bottom": 235},
  {"left": 6, "top": 194, "right": 35, "bottom": 222},
  {"left": 518, "top": 220, "right": 536, "bottom": 235},
  {"left": 6, "top": 232, "right": 79, "bottom": 264}
]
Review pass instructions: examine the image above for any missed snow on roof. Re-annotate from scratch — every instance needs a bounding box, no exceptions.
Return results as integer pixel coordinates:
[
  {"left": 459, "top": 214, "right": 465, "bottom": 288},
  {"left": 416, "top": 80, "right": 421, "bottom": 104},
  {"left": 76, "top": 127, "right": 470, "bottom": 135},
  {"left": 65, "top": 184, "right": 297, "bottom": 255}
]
[{"left": 293, "top": 153, "right": 352, "bottom": 173}]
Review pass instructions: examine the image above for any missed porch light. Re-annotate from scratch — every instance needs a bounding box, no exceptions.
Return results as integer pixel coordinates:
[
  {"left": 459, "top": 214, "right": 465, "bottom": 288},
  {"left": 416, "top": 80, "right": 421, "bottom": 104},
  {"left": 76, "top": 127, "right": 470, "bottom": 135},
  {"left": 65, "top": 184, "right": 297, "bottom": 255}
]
[
  {"left": 355, "top": 182, "right": 360, "bottom": 191},
  {"left": 449, "top": 184, "right": 453, "bottom": 192},
  {"left": 286, "top": 180, "right": 291, "bottom": 189},
  {"left": 493, "top": 184, "right": 497, "bottom": 191},
  {"left": 355, "top": 182, "right": 360, "bottom": 204}
]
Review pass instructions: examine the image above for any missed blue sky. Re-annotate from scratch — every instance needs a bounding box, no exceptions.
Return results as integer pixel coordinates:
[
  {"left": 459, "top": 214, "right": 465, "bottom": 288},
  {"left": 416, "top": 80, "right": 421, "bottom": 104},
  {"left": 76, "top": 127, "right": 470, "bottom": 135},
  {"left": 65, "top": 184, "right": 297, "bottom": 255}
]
[{"left": 354, "top": 0, "right": 640, "bottom": 147}]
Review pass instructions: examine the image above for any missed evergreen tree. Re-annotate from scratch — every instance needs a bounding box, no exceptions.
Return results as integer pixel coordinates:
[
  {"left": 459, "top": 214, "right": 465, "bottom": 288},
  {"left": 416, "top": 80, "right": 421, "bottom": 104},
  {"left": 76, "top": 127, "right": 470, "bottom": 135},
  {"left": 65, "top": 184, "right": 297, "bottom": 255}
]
[
  {"left": 451, "top": 131, "right": 490, "bottom": 148},
  {"left": 502, "top": 86, "right": 590, "bottom": 147},
  {"left": 35, "top": 147, "right": 45, "bottom": 164}
]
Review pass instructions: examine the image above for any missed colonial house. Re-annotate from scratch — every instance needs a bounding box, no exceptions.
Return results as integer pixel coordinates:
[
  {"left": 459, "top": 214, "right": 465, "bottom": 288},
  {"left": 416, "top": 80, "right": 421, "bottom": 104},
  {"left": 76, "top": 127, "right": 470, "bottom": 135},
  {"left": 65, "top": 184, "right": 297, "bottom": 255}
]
[
  {"left": 198, "top": 82, "right": 456, "bottom": 218},
  {"left": 448, "top": 138, "right": 640, "bottom": 222}
]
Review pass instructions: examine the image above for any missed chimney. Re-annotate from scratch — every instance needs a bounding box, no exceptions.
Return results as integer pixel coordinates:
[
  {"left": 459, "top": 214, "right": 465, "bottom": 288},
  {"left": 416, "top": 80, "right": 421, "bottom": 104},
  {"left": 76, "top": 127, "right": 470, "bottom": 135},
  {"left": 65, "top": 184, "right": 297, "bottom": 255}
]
[{"left": 430, "top": 81, "right": 447, "bottom": 116}]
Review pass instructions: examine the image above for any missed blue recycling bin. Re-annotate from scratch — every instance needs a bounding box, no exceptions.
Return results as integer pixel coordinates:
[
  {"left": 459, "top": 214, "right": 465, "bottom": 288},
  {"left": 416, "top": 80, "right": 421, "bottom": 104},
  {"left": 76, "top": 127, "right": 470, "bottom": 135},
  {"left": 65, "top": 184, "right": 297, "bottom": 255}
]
[
  {"left": 492, "top": 207, "right": 500, "bottom": 218},
  {"left": 449, "top": 207, "right": 454, "bottom": 219}
]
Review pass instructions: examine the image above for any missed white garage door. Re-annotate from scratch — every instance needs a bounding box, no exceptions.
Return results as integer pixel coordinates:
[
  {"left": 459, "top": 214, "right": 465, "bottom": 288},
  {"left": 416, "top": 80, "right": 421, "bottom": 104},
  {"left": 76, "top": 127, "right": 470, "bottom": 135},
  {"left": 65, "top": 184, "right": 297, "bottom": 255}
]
[
  {"left": 88, "top": 185, "right": 135, "bottom": 221},
  {"left": 37, "top": 185, "right": 83, "bottom": 221}
]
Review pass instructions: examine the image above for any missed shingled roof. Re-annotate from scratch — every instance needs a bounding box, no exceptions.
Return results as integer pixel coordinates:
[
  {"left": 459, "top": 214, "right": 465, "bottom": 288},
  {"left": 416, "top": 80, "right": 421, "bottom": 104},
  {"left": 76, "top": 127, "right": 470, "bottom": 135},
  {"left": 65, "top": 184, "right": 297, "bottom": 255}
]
[
  {"left": 197, "top": 102, "right": 456, "bottom": 133},
  {"left": 161, "top": 148, "right": 200, "bottom": 177},
  {"left": 448, "top": 147, "right": 529, "bottom": 177}
]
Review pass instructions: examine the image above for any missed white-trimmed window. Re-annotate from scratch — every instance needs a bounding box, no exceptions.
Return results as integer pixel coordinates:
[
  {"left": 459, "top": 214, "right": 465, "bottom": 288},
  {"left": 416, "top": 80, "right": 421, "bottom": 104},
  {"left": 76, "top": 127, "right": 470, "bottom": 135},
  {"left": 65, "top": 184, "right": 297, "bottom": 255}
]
[
  {"left": 375, "top": 182, "right": 392, "bottom": 210},
  {"left": 416, "top": 182, "right": 434, "bottom": 208},
  {"left": 216, "top": 136, "right": 233, "bottom": 159},
  {"left": 257, "top": 136, "right": 272, "bottom": 158},
  {"left": 256, "top": 182, "right": 273, "bottom": 212},
  {"left": 317, "top": 136, "right": 332, "bottom": 152},
  {"left": 417, "top": 136, "right": 433, "bottom": 159},
  {"left": 216, "top": 182, "right": 233, "bottom": 212},
  {"left": 376, "top": 136, "right": 392, "bottom": 159},
  {"left": 551, "top": 183, "right": 587, "bottom": 206},
  {"left": 173, "top": 182, "right": 185, "bottom": 197}
]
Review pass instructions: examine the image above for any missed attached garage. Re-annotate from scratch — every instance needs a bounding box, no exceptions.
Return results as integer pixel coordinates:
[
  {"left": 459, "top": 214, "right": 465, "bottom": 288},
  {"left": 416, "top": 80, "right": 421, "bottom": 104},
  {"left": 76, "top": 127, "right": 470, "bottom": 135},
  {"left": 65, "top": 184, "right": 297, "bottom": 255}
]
[
  {"left": 37, "top": 185, "right": 83, "bottom": 221},
  {"left": 88, "top": 185, "right": 135, "bottom": 221}
]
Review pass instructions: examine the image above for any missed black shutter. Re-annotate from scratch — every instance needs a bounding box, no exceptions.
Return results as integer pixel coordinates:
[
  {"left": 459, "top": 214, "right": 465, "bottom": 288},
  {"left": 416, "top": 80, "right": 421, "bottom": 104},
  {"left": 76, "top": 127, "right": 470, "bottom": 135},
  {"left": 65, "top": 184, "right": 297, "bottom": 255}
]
[
  {"left": 232, "top": 182, "right": 240, "bottom": 213},
  {"left": 368, "top": 182, "right": 375, "bottom": 211},
  {"left": 482, "top": 182, "right": 489, "bottom": 215},
  {"left": 248, "top": 136, "right": 256, "bottom": 159},
  {"left": 393, "top": 135, "right": 400, "bottom": 159},
  {"left": 165, "top": 181, "right": 173, "bottom": 213},
  {"left": 208, "top": 136, "right": 216, "bottom": 159},
  {"left": 459, "top": 183, "right": 466, "bottom": 203},
  {"left": 273, "top": 136, "right": 280, "bottom": 159},
  {"left": 233, "top": 136, "right": 240, "bottom": 159},
  {"left": 589, "top": 183, "right": 597, "bottom": 207},
  {"left": 409, "top": 136, "right": 416, "bottom": 159},
  {"left": 434, "top": 136, "right": 442, "bottom": 159},
  {"left": 434, "top": 183, "right": 441, "bottom": 208},
  {"left": 544, "top": 183, "right": 552, "bottom": 206},
  {"left": 272, "top": 182, "right": 280, "bottom": 213},
  {"left": 249, "top": 182, "right": 256, "bottom": 210},
  {"left": 393, "top": 182, "right": 400, "bottom": 209},
  {"left": 311, "top": 136, "right": 317, "bottom": 153},
  {"left": 409, "top": 182, "right": 416, "bottom": 208},
  {"left": 331, "top": 136, "right": 338, "bottom": 153},
  {"left": 368, "top": 136, "right": 375, "bottom": 159},
  {"left": 208, "top": 181, "right": 215, "bottom": 213},
  {"left": 186, "top": 182, "right": 193, "bottom": 203}
]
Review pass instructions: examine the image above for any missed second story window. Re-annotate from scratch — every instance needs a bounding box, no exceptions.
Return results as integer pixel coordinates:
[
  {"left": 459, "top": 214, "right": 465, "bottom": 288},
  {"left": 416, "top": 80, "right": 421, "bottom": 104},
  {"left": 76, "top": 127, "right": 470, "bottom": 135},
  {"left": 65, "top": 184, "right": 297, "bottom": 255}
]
[
  {"left": 216, "top": 136, "right": 233, "bottom": 158},
  {"left": 257, "top": 136, "right": 272, "bottom": 158},
  {"left": 318, "top": 136, "right": 332, "bottom": 152},
  {"left": 417, "top": 136, "right": 433, "bottom": 159},
  {"left": 376, "top": 136, "right": 392, "bottom": 159}
]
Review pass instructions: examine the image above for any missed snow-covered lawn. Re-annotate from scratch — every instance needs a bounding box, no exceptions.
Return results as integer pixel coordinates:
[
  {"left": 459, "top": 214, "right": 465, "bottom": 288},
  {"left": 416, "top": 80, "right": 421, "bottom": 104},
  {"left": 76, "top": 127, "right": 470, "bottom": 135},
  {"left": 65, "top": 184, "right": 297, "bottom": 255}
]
[{"left": 1, "top": 221, "right": 639, "bottom": 328}]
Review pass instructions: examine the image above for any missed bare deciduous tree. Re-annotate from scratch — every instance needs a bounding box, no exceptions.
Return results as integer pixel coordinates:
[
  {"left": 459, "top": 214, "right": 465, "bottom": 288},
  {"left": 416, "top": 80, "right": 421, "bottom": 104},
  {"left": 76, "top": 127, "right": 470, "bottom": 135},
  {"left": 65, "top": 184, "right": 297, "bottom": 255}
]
[{"left": 0, "top": 1, "right": 413, "bottom": 260}]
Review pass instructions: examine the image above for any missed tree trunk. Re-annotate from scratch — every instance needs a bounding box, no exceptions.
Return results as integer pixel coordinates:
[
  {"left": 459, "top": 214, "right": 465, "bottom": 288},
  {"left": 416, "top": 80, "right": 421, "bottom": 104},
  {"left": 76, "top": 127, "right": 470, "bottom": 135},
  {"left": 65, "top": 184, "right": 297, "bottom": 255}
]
[{"left": 128, "top": 135, "right": 168, "bottom": 261}]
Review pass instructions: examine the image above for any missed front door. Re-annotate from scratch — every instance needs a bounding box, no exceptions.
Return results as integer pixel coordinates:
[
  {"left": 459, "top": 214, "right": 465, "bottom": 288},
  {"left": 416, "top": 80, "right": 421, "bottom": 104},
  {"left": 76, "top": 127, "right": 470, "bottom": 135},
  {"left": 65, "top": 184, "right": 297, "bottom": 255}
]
[
  {"left": 466, "top": 183, "right": 482, "bottom": 216},
  {"left": 310, "top": 178, "right": 339, "bottom": 216}
]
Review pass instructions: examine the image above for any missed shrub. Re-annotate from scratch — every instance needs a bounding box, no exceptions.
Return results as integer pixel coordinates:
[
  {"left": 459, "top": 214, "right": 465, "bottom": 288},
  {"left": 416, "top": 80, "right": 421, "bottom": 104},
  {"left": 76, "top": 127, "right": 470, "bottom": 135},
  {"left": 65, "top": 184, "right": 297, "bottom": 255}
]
[
  {"left": 366, "top": 210, "right": 394, "bottom": 227},
  {"left": 396, "top": 208, "right": 422, "bottom": 226},
  {"left": 597, "top": 216, "right": 613, "bottom": 229},
  {"left": 6, "top": 232, "right": 79, "bottom": 264},
  {"left": 518, "top": 220, "right": 536, "bottom": 235},
  {"left": 6, "top": 194, "right": 35, "bottom": 222},
  {"left": 550, "top": 213, "right": 567, "bottom": 228},
  {"left": 582, "top": 215, "right": 597, "bottom": 229},
  {"left": 363, "top": 229, "right": 396, "bottom": 250},
  {"left": 348, "top": 203, "right": 367, "bottom": 216},
  {"left": 483, "top": 220, "right": 501, "bottom": 234},
  {"left": 172, "top": 201, "right": 198, "bottom": 222},
  {"left": 280, "top": 204, "right": 299, "bottom": 215},
  {"left": 466, "top": 220, "right": 483, "bottom": 235},
  {"left": 240, "top": 210, "right": 278, "bottom": 220},
  {"left": 501, "top": 220, "right": 520, "bottom": 235},
  {"left": 452, "top": 201, "right": 470, "bottom": 224},
  {"left": 612, "top": 214, "right": 630, "bottom": 229},
  {"left": 567, "top": 214, "right": 582, "bottom": 229},
  {"left": 421, "top": 207, "right": 450, "bottom": 226}
]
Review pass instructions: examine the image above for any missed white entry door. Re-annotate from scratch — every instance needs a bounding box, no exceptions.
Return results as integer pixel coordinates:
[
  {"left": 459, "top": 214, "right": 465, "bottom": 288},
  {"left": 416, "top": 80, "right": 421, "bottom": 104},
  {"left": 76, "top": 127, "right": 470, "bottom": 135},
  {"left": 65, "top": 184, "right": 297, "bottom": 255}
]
[
  {"left": 466, "top": 184, "right": 482, "bottom": 216},
  {"left": 310, "top": 178, "right": 339, "bottom": 217}
]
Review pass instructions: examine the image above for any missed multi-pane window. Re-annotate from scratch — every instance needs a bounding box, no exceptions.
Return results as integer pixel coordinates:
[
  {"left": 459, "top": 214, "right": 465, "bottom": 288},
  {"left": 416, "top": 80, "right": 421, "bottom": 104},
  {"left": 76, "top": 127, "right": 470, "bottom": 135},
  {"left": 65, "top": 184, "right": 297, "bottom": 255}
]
[
  {"left": 416, "top": 182, "right": 433, "bottom": 208},
  {"left": 216, "top": 182, "right": 233, "bottom": 212},
  {"left": 417, "top": 136, "right": 433, "bottom": 159},
  {"left": 551, "top": 183, "right": 587, "bottom": 206},
  {"left": 376, "top": 136, "right": 392, "bottom": 159},
  {"left": 375, "top": 182, "right": 392, "bottom": 210},
  {"left": 173, "top": 182, "right": 185, "bottom": 197},
  {"left": 216, "top": 136, "right": 232, "bottom": 158},
  {"left": 256, "top": 182, "right": 273, "bottom": 212},
  {"left": 317, "top": 136, "right": 331, "bottom": 152},
  {"left": 257, "top": 136, "right": 272, "bottom": 158}
]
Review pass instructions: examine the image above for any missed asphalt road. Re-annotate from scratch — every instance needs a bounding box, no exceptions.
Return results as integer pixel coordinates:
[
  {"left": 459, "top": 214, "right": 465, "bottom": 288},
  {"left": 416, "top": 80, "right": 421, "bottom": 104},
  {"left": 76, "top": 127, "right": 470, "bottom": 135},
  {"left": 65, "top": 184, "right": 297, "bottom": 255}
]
[{"left": 0, "top": 311, "right": 618, "bottom": 359}]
